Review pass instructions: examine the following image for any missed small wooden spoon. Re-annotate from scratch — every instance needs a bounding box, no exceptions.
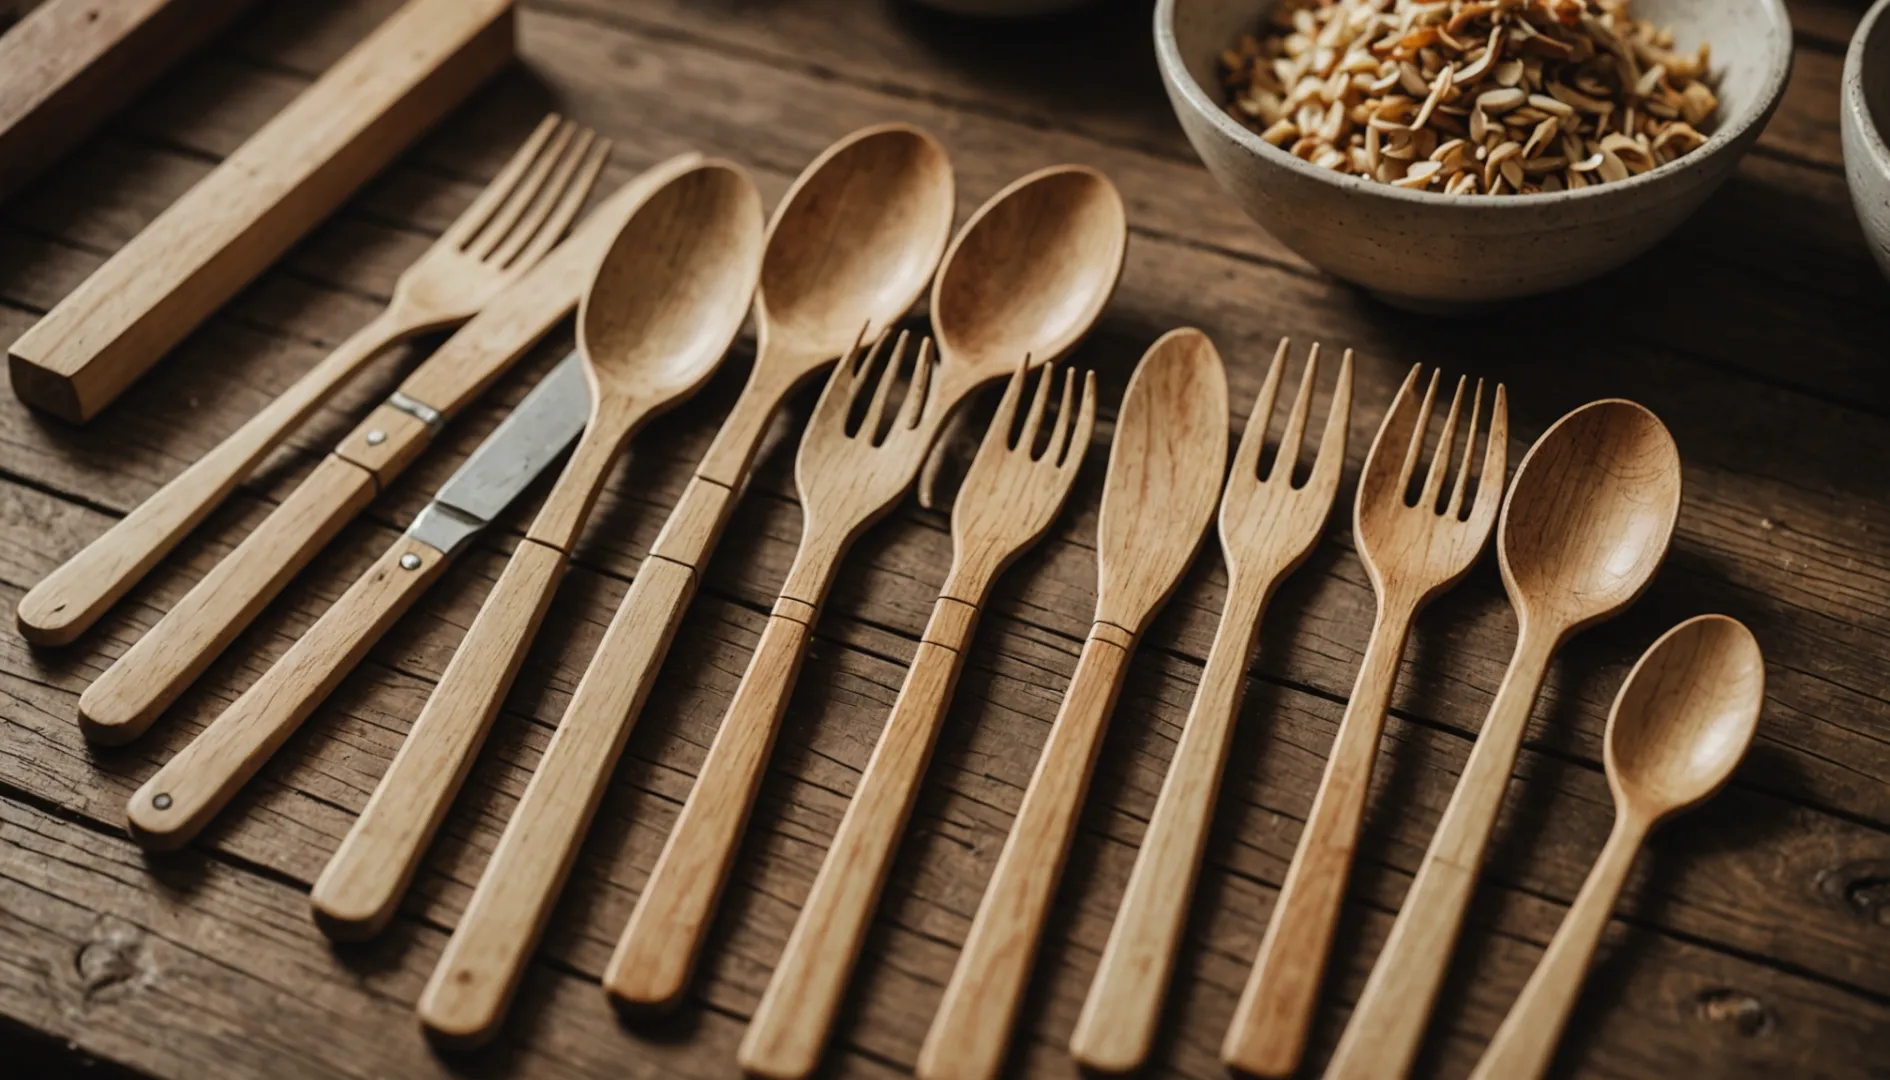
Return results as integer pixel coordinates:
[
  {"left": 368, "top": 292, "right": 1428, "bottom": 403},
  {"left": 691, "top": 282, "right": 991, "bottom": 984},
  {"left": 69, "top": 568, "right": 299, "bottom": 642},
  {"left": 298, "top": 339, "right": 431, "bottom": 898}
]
[
  {"left": 1327, "top": 398, "right": 1683, "bottom": 1080},
  {"left": 1470, "top": 614, "right": 1763, "bottom": 1080},
  {"left": 917, "top": 327, "right": 1226, "bottom": 1080},
  {"left": 307, "top": 160, "right": 764, "bottom": 940}
]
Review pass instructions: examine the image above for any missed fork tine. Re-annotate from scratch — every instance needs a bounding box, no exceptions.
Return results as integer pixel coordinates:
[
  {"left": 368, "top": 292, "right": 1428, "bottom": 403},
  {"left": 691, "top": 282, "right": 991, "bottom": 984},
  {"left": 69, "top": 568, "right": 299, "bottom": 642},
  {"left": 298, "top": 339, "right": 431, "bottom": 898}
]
[
  {"left": 1017, "top": 360, "right": 1055, "bottom": 453},
  {"left": 1048, "top": 365, "right": 1076, "bottom": 463},
  {"left": 510, "top": 137, "right": 610, "bottom": 271},
  {"left": 898, "top": 337, "right": 935, "bottom": 430},
  {"left": 468, "top": 120, "right": 577, "bottom": 260},
  {"left": 1446, "top": 380, "right": 1484, "bottom": 517},
  {"left": 860, "top": 330, "right": 907, "bottom": 437},
  {"left": 1270, "top": 343, "right": 1320, "bottom": 484},
  {"left": 1394, "top": 367, "right": 1442, "bottom": 498},
  {"left": 813, "top": 328, "right": 875, "bottom": 431},
  {"left": 442, "top": 114, "right": 561, "bottom": 248},
  {"left": 1419, "top": 376, "right": 1467, "bottom": 511},
  {"left": 1305, "top": 348, "right": 1354, "bottom": 497},
  {"left": 1235, "top": 338, "right": 1289, "bottom": 481},
  {"left": 1465, "top": 384, "right": 1509, "bottom": 526},
  {"left": 491, "top": 128, "right": 600, "bottom": 268},
  {"left": 1064, "top": 370, "right": 1098, "bottom": 470},
  {"left": 981, "top": 356, "right": 1030, "bottom": 456}
]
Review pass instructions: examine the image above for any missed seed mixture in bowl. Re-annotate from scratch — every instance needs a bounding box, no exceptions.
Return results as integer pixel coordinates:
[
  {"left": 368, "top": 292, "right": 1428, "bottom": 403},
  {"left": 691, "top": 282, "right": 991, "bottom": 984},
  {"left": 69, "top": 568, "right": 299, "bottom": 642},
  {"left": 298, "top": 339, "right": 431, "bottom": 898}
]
[{"left": 1220, "top": 0, "right": 1718, "bottom": 194}]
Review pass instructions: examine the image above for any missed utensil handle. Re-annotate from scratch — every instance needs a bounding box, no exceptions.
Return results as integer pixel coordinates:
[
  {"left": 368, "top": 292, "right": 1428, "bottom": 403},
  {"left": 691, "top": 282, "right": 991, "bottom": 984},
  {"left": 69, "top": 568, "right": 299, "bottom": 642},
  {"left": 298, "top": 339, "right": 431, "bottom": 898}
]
[
  {"left": 18, "top": 312, "right": 403, "bottom": 647},
  {"left": 1072, "top": 582, "right": 1266, "bottom": 1073},
  {"left": 310, "top": 537, "right": 568, "bottom": 940},
  {"left": 917, "top": 627, "right": 1133, "bottom": 1080},
  {"left": 603, "top": 604, "right": 816, "bottom": 1009},
  {"left": 741, "top": 595, "right": 982, "bottom": 1080},
  {"left": 125, "top": 535, "right": 450, "bottom": 852},
  {"left": 77, "top": 452, "right": 381, "bottom": 744},
  {"left": 415, "top": 552, "right": 700, "bottom": 1046},
  {"left": 1468, "top": 814, "right": 1647, "bottom": 1080},
  {"left": 1222, "top": 600, "right": 1414, "bottom": 1079},
  {"left": 1325, "top": 625, "right": 1558, "bottom": 1080}
]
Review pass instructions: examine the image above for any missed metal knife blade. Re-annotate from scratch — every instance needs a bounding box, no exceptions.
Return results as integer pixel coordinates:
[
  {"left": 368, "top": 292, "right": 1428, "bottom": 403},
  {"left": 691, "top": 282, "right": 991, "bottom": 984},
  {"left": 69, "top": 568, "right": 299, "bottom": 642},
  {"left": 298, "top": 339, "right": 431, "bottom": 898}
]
[{"left": 406, "top": 353, "right": 590, "bottom": 556}]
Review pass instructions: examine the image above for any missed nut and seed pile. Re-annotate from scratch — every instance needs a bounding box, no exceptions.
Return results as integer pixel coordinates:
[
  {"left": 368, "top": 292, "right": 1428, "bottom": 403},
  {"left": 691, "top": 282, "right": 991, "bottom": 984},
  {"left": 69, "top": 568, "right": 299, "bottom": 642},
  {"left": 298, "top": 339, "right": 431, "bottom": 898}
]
[{"left": 1220, "top": 0, "right": 1718, "bottom": 195}]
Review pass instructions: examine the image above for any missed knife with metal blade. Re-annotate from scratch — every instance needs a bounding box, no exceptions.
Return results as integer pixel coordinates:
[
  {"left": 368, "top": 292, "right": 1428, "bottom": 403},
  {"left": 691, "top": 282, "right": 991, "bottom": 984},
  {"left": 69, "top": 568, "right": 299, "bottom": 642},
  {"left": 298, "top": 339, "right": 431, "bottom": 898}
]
[{"left": 124, "top": 353, "right": 591, "bottom": 852}]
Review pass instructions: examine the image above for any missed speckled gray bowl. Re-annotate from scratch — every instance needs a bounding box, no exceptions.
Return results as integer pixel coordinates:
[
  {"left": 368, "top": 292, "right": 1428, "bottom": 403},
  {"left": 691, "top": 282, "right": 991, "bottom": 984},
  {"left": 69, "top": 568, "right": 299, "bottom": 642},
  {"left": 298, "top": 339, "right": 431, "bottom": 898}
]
[
  {"left": 1843, "top": 0, "right": 1890, "bottom": 282},
  {"left": 1155, "top": 0, "right": 1794, "bottom": 310}
]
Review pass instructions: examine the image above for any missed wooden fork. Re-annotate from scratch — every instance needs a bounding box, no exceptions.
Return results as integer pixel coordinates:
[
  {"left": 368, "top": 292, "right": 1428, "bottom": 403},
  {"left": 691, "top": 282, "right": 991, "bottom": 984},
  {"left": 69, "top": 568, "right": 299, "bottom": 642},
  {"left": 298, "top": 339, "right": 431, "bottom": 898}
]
[
  {"left": 739, "top": 359, "right": 1097, "bottom": 1080},
  {"left": 1071, "top": 338, "right": 1352, "bottom": 1074},
  {"left": 25, "top": 114, "right": 606, "bottom": 655},
  {"left": 600, "top": 328, "right": 943, "bottom": 1010},
  {"left": 1221, "top": 364, "right": 1507, "bottom": 1079}
]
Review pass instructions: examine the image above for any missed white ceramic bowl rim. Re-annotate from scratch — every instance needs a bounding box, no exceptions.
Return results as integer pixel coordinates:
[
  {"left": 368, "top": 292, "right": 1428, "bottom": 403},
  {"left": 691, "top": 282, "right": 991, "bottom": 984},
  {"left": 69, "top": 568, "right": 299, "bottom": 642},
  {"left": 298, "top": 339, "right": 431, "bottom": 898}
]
[
  {"left": 1154, "top": 0, "right": 1795, "bottom": 211},
  {"left": 1848, "top": 0, "right": 1890, "bottom": 177}
]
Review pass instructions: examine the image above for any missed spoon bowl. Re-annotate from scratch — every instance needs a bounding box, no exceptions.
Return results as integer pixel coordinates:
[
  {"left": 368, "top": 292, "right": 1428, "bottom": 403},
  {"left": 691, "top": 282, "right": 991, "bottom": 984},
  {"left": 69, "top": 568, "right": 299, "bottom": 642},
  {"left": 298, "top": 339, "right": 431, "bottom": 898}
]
[
  {"left": 759, "top": 123, "right": 955, "bottom": 364},
  {"left": 1608, "top": 614, "right": 1764, "bottom": 820},
  {"left": 932, "top": 164, "right": 1127, "bottom": 384},
  {"left": 581, "top": 161, "right": 766, "bottom": 399},
  {"left": 1499, "top": 399, "right": 1682, "bottom": 629}
]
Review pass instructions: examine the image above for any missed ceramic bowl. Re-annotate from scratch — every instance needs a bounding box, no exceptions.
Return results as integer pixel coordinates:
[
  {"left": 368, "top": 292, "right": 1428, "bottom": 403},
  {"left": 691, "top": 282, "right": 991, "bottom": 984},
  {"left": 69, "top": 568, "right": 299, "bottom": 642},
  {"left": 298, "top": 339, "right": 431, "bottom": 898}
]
[
  {"left": 1154, "top": 0, "right": 1795, "bottom": 310},
  {"left": 1843, "top": 0, "right": 1890, "bottom": 282}
]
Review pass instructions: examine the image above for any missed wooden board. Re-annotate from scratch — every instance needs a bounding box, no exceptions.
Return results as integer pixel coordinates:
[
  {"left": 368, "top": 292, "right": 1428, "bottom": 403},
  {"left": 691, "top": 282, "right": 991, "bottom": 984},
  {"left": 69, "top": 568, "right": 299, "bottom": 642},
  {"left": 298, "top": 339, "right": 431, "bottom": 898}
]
[
  {"left": 1, "top": 1, "right": 1888, "bottom": 1079},
  {"left": 4, "top": 0, "right": 515, "bottom": 423},
  {"left": 0, "top": 0, "right": 255, "bottom": 201}
]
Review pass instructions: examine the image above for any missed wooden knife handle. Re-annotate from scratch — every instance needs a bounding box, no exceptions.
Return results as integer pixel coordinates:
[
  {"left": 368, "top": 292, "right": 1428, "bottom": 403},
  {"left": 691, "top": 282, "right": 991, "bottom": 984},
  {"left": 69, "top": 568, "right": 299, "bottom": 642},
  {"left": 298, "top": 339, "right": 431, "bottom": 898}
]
[
  {"left": 18, "top": 312, "right": 403, "bottom": 647},
  {"left": 1072, "top": 582, "right": 1266, "bottom": 1073},
  {"left": 310, "top": 537, "right": 567, "bottom": 941},
  {"left": 1221, "top": 601, "right": 1415, "bottom": 1079},
  {"left": 1325, "top": 626, "right": 1558, "bottom": 1080},
  {"left": 125, "top": 534, "right": 449, "bottom": 851},
  {"left": 416, "top": 554, "right": 698, "bottom": 1047},
  {"left": 77, "top": 452, "right": 379, "bottom": 745},
  {"left": 741, "top": 595, "right": 981, "bottom": 1080},
  {"left": 603, "top": 605, "right": 816, "bottom": 1010},
  {"left": 917, "top": 626, "right": 1133, "bottom": 1080}
]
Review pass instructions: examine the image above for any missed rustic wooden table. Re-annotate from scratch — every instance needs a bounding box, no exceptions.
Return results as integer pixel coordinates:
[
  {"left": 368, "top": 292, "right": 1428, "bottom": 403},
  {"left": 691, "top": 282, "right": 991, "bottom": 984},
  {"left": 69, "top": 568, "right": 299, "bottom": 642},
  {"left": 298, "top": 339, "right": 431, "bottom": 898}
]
[{"left": 2, "top": 2, "right": 1886, "bottom": 1078}]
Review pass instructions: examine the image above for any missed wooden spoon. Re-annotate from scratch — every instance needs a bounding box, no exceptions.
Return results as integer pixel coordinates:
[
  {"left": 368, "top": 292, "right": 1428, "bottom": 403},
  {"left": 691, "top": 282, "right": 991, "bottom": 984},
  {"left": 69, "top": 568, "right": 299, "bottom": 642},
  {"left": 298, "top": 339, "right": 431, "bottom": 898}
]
[
  {"left": 917, "top": 327, "right": 1227, "bottom": 1080},
  {"left": 1469, "top": 614, "right": 1762, "bottom": 1080},
  {"left": 398, "top": 125, "right": 955, "bottom": 1044},
  {"left": 1326, "top": 398, "right": 1682, "bottom": 1080},
  {"left": 307, "top": 160, "right": 765, "bottom": 941}
]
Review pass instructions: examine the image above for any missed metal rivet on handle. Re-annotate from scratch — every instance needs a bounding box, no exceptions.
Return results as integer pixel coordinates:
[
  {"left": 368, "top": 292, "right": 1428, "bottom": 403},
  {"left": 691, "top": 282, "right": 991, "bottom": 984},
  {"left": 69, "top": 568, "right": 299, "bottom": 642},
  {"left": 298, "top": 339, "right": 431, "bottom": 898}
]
[
  {"left": 366, "top": 429, "right": 387, "bottom": 446},
  {"left": 152, "top": 793, "right": 172, "bottom": 811},
  {"left": 399, "top": 553, "right": 422, "bottom": 571}
]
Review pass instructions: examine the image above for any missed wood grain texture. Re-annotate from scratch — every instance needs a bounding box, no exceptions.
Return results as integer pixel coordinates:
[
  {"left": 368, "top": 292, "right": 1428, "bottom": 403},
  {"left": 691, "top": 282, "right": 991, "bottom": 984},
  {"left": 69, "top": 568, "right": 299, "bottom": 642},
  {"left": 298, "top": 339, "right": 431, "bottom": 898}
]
[
  {"left": 0, "top": 0, "right": 253, "bottom": 200},
  {"left": 1, "top": 1, "right": 1888, "bottom": 1079},
  {"left": 6, "top": 0, "right": 516, "bottom": 422}
]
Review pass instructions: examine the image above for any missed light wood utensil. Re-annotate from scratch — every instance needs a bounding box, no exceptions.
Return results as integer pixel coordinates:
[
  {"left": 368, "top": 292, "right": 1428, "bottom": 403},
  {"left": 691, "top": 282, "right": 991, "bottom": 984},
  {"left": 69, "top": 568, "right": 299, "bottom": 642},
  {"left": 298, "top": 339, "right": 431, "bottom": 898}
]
[
  {"left": 25, "top": 114, "right": 605, "bottom": 652},
  {"left": 1325, "top": 398, "right": 1681, "bottom": 1080},
  {"left": 1469, "top": 614, "right": 1762, "bottom": 1080},
  {"left": 917, "top": 327, "right": 1227, "bottom": 1080},
  {"left": 7, "top": 0, "right": 516, "bottom": 422},
  {"left": 308, "top": 160, "right": 765, "bottom": 941},
  {"left": 740, "top": 359, "right": 1097, "bottom": 1080},
  {"left": 599, "top": 328, "right": 945, "bottom": 1012},
  {"left": 404, "top": 125, "right": 956, "bottom": 1046},
  {"left": 0, "top": 0, "right": 253, "bottom": 201},
  {"left": 1222, "top": 364, "right": 1507, "bottom": 1079},
  {"left": 1071, "top": 338, "right": 1353, "bottom": 1075},
  {"left": 52, "top": 153, "right": 696, "bottom": 747},
  {"left": 599, "top": 163, "right": 1126, "bottom": 1018}
]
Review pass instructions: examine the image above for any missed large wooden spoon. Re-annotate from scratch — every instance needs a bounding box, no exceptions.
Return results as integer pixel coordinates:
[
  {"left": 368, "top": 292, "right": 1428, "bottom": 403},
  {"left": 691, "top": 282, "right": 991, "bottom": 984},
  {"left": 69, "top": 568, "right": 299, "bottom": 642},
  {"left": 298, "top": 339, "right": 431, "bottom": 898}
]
[
  {"left": 917, "top": 327, "right": 1226, "bottom": 1080},
  {"left": 1326, "top": 399, "right": 1682, "bottom": 1080},
  {"left": 402, "top": 124, "right": 955, "bottom": 1046},
  {"left": 1470, "top": 614, "right": 1762, "bottom": 1080},
  {"left": 307, "top": 160, "right": 764, "bottom": 940}
]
